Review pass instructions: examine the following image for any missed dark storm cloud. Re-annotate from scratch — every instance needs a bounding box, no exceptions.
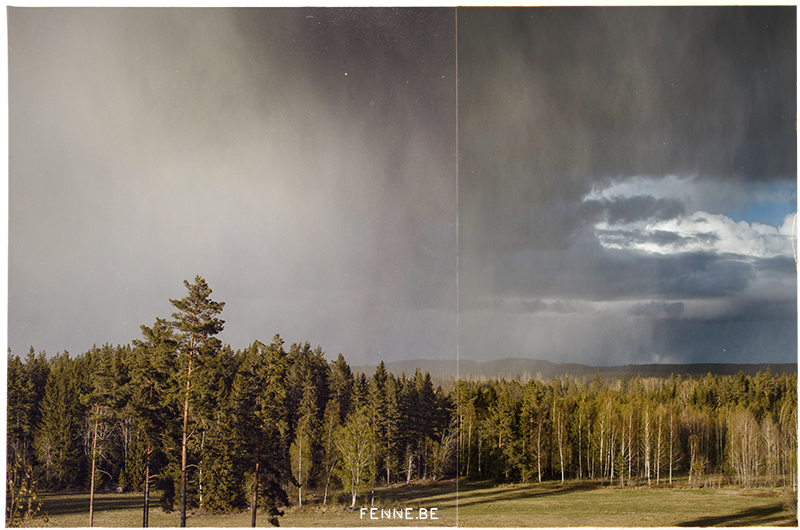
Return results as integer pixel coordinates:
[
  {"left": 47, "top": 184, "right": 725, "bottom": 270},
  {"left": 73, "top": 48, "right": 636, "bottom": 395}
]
[
  {"left": 512, "top": 299, "right": 587, "bottom": 314},
  {"left": 651, "top": 317, "right": 797, "bottom": 365},
  {"left": 460, "top": 7, "right": 795, "bottom": 181},
  {"left": 628, "top": 300, "right": 685, "bottom": 318},
  {"left": 754, "top": 255, "right": 797, "bottom": 275},
  {"left": 698, "top": 299, "right": 798, "bottom": 323},
  {"left": 489, "top": 235, "right": 655, "bottom": 303},
  {"left": 489, "top": 242, "right": 660, "bottom": 303},
  {"left": 459, "top": 6, "right": 796, "bottom": 254},
  {"left": 655, "top": 254, "right": 755, "bottom": 298},
  {"left": 588, "top": 195, "right": 685, "bottom": 224},
  {"left": 493, "top": 242, "right": 781, "bottom": 304},
  {"left": 509, "top": 194, "right": 686, "bottom": 254},
  {"left": 457, "top": 6, "right": 795, "bottom": 365}
]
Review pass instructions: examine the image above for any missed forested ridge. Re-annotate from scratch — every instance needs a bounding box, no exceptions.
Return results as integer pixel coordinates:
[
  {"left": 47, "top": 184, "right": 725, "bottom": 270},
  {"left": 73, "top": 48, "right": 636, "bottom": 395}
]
[{"left": 6, "top": 277, "right": 798, "bottom": 527}]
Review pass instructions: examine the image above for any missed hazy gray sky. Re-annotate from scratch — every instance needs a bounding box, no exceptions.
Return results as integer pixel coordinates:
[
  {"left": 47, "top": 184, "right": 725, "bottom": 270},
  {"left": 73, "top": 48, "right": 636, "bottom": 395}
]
[
  {"left": 8, "top": 8, "right": 457, "bottom": 365},
  {"left": 458, "top": 7, "right": 797, "bottom": 365},
  {"left": 8, "top": 6, "right": 797, "bottom": 367}
]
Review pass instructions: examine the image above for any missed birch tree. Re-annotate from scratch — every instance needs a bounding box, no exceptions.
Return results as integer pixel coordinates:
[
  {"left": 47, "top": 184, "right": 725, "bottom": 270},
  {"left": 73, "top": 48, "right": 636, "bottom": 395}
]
[{"left": 335, "top": 408, "right": 375, "bottom": 508}]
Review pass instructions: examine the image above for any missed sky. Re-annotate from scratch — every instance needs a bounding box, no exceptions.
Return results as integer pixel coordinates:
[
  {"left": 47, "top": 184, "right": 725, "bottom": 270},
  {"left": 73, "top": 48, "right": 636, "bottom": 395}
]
[
  {"left": 458, "top": 7, "right": 797, "bottom": 365},
  {"left": 8, "top": 8, "right": 457, "bottom": 366},
  {"left": 7, "top": 6, "right": 797, "bottom": 368}
]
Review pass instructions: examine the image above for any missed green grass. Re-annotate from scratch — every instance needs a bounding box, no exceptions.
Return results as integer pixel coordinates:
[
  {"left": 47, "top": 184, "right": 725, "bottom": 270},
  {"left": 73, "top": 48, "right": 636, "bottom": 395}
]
[
  {"left": 455, "top": 479, "right": 797, "bottom": 527},
  {"left": 35, "top": 479, "right": 797, "bottom": 527}
]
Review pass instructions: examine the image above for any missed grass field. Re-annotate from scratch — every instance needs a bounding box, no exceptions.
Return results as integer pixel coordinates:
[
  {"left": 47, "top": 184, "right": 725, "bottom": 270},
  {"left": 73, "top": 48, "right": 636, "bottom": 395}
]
[{"left": 35, "top": 478, "right": 797, "bottom": 527}]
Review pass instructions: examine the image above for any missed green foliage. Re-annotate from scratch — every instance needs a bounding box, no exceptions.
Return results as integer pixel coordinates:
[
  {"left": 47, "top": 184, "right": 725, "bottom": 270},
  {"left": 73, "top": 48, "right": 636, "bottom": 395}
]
[
  {"left": 7, "top": 353, "right": 36, "bottom": 470},
  {"left": 334, "top": 407, "right": 376, "bottom": 507},
  {"left": 34, "top": 353, "right": 81, "bottom": 489},
  {"left": 169, "top": 275, "right": 225, "bottom": 359},
  {"left": 202, "top": 437, "right": 241, "bottom": 512}
]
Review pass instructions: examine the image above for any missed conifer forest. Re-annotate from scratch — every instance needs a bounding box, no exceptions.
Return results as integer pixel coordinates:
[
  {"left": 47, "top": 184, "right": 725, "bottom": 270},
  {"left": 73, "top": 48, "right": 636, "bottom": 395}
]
[{"left": 6, "top": 277, "right": 798, "bottom": 526}]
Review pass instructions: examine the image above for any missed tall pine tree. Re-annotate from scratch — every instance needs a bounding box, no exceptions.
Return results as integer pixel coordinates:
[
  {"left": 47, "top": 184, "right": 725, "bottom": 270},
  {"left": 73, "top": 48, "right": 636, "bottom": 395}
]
[{"left": 169, "top": 276, "right": 225, "bottom": 527}]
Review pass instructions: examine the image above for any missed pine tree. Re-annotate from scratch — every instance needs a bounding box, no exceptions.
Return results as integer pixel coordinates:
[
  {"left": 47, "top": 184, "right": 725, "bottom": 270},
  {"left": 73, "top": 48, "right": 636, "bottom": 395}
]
[{"left": 169, "top": 275, "right": 225, "bottom": 527}]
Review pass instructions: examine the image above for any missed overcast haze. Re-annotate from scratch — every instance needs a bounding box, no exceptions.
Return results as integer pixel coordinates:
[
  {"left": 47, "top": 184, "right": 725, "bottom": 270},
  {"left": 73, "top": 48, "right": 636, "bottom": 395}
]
[
  {"left": 9, "top": 8, "right": 457, "bottom": 365},
  {"left": 8, "top": 6, "right": 797, "bottom": 368},
  {"left": 458, "top": 7, "right": 797, "bottom": 365}
]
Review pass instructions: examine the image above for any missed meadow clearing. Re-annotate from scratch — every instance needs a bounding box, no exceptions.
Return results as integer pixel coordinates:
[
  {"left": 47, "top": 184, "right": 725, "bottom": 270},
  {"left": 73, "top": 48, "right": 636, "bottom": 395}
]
[{"left": 36, "top": 478, "right": 797, "bottom": 527}]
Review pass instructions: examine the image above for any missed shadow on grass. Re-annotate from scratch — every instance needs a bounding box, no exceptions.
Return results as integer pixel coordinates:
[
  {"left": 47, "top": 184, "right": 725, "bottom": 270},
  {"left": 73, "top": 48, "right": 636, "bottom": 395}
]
[
  {"left": 40, "top": 492, "right": 157, "bottom": 517},
  {"left": 453, "top": 479, "right": 602, "bottom": 509},
  {"left": 676, "top": 502, "right": 796, "bottom": 527},
  {"left": 366, "top": 479, "right": 459, "bottom": 506},
  {"left": 366, "top": 478, "right": 603, "bottom": 511}
]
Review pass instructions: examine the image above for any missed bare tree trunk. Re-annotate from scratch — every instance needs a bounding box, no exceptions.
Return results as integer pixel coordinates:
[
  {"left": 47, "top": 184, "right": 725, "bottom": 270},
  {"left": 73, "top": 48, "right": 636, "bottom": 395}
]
[
  {"left": 643, "top": 408, "right": 651, "bottom": 486},
  {"left": 251, "top": 461, "right": 259, "bottom": 527},
  {"left": 656, "top": 413, "right": 663, "bottom": 485},
  {"left": 142, "top": 438, "right": 152, "bottom": 528},
  {"left": 668, "top": 412, "right": 674, "bottom": 485},
  {"left": 466, "top": 421, "right": 472, "bottom": 477},
  {"left": 477, "top": 434, "right": 482, "bottom": 476},
  {"left": 577, "top": 412, "right": 583, "bottom": 480},
  {"left": 89, "top": 406, "right": 99, "bottom": 528},
  {"left": 180, "top": 356, "right": 193, "bottom": 528},
  {"left": 536, "top": 424, "right": 543, "bottom": 483},
  {"left": 143, "top": 461, "right": 150, "bottom": 528},
  {"left": 297, "top": 433, "right": 303, "bottom": 508}
]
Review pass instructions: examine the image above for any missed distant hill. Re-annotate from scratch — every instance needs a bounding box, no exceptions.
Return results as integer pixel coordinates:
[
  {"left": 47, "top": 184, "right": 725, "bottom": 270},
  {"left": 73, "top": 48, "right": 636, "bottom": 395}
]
[{"left": 352, "top": 358, "right": 797, "bottom": 382}]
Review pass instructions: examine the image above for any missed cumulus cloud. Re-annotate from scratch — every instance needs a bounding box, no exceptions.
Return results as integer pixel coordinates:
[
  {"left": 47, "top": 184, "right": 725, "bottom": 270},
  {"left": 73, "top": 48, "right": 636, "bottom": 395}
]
[{"left": 595, "top": 210, "right": 795, "bottom": 259}]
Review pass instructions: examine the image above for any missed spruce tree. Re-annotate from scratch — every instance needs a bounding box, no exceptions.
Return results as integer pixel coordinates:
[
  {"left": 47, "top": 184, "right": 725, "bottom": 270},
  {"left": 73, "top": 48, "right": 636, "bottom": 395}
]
[
  {"left": 34, "top": 353, "right": 80, "bottom": 488},
  {"left": 233, "top": 336, "right": 292, "bottom": 527},
  {"left": 7, "top": 353, "right": 35, "bottom": 471},
  {"left": 130, "top": 317, "right": 178, "bottom": 525}
]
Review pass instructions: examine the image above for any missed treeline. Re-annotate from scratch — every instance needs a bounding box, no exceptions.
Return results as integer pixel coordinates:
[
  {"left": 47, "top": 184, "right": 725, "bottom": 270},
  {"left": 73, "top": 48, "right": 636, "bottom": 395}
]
[
  {"left": 456, "top": 371, "right": 798, "bottom": 489},
  {"left": 6, "top": 276, "right": 798, "bottom": 527},
  {"left": 6, "top": 277, "right": 455, "bottom": 527}
]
